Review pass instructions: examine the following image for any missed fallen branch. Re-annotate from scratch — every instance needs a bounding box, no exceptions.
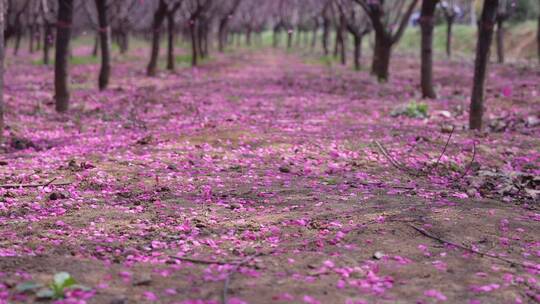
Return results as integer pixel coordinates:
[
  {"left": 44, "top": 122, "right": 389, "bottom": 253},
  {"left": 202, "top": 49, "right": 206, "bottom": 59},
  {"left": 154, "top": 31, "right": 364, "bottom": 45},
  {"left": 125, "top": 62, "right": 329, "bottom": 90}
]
[
  {"left": 222, "top": 254, "right": 261, "bottom": 304},
  {"left": 169, "top": 256, "right": 240, "bottom": 266},
  {"left": 374, "top": 141, "right": 409, "bottom": 173},
  {"left": 0, "top": 179, "right": 72, "bottom": 189},
  {"left": 410, "top": 224, "right": 532, "bottom": 269},
  {"left": 458, "top": 141, "right": 477, "bottom": 179},
  {"left": 425, "top": 126, "right": 455, "bottom": 174}
]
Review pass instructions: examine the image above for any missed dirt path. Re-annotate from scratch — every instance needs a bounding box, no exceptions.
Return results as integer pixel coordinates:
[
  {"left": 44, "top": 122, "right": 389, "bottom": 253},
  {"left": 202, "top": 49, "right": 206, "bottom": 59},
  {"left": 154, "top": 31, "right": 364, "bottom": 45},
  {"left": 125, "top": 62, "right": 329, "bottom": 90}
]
[{"left": 0, "top": 49, "right": 539, "bottom": 304}]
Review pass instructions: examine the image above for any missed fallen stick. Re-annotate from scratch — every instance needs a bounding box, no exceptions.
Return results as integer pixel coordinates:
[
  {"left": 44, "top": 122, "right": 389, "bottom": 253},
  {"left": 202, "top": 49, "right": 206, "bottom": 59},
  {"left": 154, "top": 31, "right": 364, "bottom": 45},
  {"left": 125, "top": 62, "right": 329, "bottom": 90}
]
[
  {"left": 409, "top": 224, "right": 532, "bottom": 269},
  {"left": 458, "top": 141, "right": 477, "bottom": 179},
  {"left": 169, "top": 256, "right": 240, "bottom": 266},
  {"left": 374, "top": 141, "right": 408, "bottom": 172},
  {"left": 0, "top": 179, "right": 72, "bottom": 189},
  {"left": 425, "top": 126, "right": 455, "bottom": 175},
  {"left": 222, "top": 254, "right": 261, "bottom": 304}
]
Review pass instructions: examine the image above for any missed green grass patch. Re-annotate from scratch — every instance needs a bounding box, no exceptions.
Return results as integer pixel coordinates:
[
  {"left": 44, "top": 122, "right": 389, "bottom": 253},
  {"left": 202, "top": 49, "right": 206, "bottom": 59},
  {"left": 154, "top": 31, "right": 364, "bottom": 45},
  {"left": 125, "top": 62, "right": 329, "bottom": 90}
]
[{"left": 32, "top": 55, "right": 100, "bottom": 66}]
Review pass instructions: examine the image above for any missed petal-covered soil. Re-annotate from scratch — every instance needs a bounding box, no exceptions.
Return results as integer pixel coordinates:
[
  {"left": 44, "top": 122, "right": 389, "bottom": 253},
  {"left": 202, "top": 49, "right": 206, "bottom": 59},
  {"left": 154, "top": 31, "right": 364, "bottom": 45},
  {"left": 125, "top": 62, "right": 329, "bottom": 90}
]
[{"left": 0, "top": 48, "right": 539, "bottom": 303}]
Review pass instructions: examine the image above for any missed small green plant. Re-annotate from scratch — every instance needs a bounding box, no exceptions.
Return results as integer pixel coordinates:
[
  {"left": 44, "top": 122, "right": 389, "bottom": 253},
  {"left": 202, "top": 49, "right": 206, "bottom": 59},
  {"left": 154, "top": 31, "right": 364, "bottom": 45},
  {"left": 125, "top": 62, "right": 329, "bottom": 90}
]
[
  {"left": 50, "top": 272, "right": 77, "bottom": 298},
  {"left": 17, "top": 272, "right": 88, "bottom": 300},
  {"left": 391, "top": 100, "right": 429, "bottom": 118}
]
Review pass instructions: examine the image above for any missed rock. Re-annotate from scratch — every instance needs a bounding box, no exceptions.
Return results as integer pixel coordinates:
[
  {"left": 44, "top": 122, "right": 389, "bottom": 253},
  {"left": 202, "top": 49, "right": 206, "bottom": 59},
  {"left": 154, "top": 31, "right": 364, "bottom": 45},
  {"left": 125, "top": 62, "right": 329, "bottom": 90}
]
[
  {"left": 526, "top": 115, "right": 540, "bottom": 127},
  {"left": 489, "top": 119, "right": 507, "bottom": 132},
  {"left": 441, "top": 124, "right": 455, "bottom": 134},
  {"left": 48, "top": 192, "right": 67, "bottom": 201},
  {"left": 136, "top": 135, "right": 154, "bottom": 145},
  {"left": 228, "top": 203, "right": 242, "bottom": 210},
  {"left": 10, "top": 137, "right": 35, "bottom": 150},
  {"left": 109, "top": 297, "right": 128, "bottom": 304},
  {"left": 466, "top": 188, "right": 477, "bottom": 197},
  {"left": 373, "top": 251, "right": 385, "bottom": 260},
  {"left": 436, "top": 110, "right": 452, "bottom": 118},
  {"left": 133, "top": 274, "right": 152, "bottom": 286},
  {"left": 279, "top": 166, "right": 291, "bottom": 173}
]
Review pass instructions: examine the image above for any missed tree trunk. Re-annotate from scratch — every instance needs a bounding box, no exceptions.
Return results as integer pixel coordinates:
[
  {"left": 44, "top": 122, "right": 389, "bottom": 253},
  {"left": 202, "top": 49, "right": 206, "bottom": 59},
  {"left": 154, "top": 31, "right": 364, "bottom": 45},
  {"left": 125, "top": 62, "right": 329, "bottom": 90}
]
[
  {"left": 371, "top": 32, "right": 392, "bottom": 82},
  {"left": 322, "top": 17, "right": 330, "bottom": 55},
  {"left": 246, "top": 27, "right": 252, "bottom": 46},
  {"left": 54, "top": 0, "right": 74, "bottom": 113},
  {"left": 197, "top": 21, "right": 207, "bottom": 58},
  {"left": 0, "top": 0, "right": 5, "bottom": 143},
  {"left": 420, "top": 0, "right": 438, "bottom": 99},
  {"left": 43, "top": 23, "right": 52, "bottom": 65},
  {"left": 338, "top": 18, "right": 346, "bottom": 65},
  {"left": 95, "top": 0, "right": 111, "bottom": 90},
  {"left": 287, "top": 31, "right": 293, "bottom": 49},
  {"left": 36, "top": 25, "right": 42, "bottom": 50},
  {"left": 537, "top": 13, "right": 539, "bottom": 63},
  {"left": 13, "top": 30, "right": 21, "bottom": 56},
  {"left": 446, "top": 16, "right": 454, "bottom": 58},
  {"left": 119, "top": 30, "right": 129, "bottom": 54},
  {"left": 29, "top": 25, "right": 35, "bottom": 53},
  {"left": 272, "top": 26, "right": 280, "bottom": 48},
  {"left": 218, "top": 18, "right": 228, "bottom": 52},
  {"left": 92, "top": 33, "right": 99, "bottom": 57},
  {"left": 147, "top": 0, "right": 167, "bottom": 76},
  {"left": 495, "top": 17, "right": 505, "bottom": 63},
  {"left": 166, "top": 12, "right": 176, "bottom": 71},
  {"left": 190, "top": 22, "right": 199, "bottom": 66},
  {"left": 470, "top": 0, "right": 498, "bottom": 130},
  {"left": 353, "top": 34, "right": 362, "bottom": 70},
  {"left": 333, "top": 29, "right": 340, "bottom": 57},
  {"left": 311, "top": 25, "right": 318, "bottom": 50}
]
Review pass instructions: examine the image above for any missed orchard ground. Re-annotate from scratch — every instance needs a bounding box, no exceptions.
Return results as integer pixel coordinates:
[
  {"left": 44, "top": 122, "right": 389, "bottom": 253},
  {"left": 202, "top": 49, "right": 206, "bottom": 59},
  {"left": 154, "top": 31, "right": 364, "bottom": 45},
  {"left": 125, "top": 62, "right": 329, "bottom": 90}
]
[{"left": 0, "top": 37, "right": 539, "bottom": 303}]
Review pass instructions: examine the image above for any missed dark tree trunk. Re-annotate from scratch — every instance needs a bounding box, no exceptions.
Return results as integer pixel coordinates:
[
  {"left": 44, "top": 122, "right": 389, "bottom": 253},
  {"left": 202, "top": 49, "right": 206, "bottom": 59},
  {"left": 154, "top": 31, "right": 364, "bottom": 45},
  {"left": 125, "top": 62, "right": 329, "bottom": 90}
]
[
  {"left": 338, "top": 17, "right": 346, "bottom": 65},
  {"left": 246, "top": 27, "right": 252, "bottom": 46},
  {"left": 36, "top": 25, "right": 42, "bottom": 50},
  {"left": 166, "top": 12, "right": 176, "bottom": 71},
  {"left": 0, "top": 0, "right": 5, "bottom": 143},
  {"left": 353, "top": 34, "right": 362, "bottom": 70},
  {"left": 218, "top": 18, "right": 228, "bottom": 52},
  {"left": 95, "top": 0, "right": 111, "bottom": 90},
  {"left": 537, "top": 13, "right": 540, "bottom": 63},
  {"left": 29, "top": 25, "right": 35, "bottom": 53},
  {"left": 54, "top": 0, "right": 74, "bottom": 113},
  {"left": 92, "top": 33, "right": 99, "bottom": 57},
  {"left": 197, "top": 21, "right": 207, "bottom": 58},
  {"left": 371, "top": 32, "right": 392, "bottom": 81},
  {"left": 43, "top": 23, "right": 52, "bottom": 65},
  {"left": 470, "top": 0, "right": 499, "bottom": 130},
  {"left": 287, "top": 29, "right": 293, "bottom": 49},
  {"left": 445, "top": 15, "right": 454, "bottom": 58},
  {"left": 118, "top": 29, "right": 129, "bottom": 54},
  {"left": 311, "top": 24, "right": 318, "bottom": 49},
  {"left": 333, "top": 29, "right": 340, "bottom": 57},
  {"left": 147, "top": 0, "right": 167, "bottom": 76},
  {"left": 495, "top": 17, "right": 505, "bottom": 63},
  {"left": 322, "top": 17, "right": 330, "bottom": 55},
  {"left": 272, "top": 26, "right": 280, "bottom": 48},
  {"left": 190, "top": 22, "right": 199, "bottom": 66},
  {"left": 420, "top": 0, "right": 438, "bottom": 99},
  {"left": 13, "top": 30, "right": 21, "bottom": 56}
]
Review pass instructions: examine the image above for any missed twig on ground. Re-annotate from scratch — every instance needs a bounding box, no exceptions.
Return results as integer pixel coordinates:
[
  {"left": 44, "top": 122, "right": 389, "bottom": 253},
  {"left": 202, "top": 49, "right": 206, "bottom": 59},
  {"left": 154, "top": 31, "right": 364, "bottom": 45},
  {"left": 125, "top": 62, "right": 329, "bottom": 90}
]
[
  {"left": 374, "top": 141, "right": 409, "bottom": 172},
  {"left": 356, "top": 181, "right": 415, "bottom": 190},
  {"left": 222, "top": 254, "right": 261, "bottom": 304},
  {"left": 426, "top": 126, "right": 455, "bottom": 174},
  {"left": 169, "top": 256, "right": 240, "bottom": 265},
  {"left": 0, "top": 179, "right": 71, "bottom": 189},
  {"left": 410, "top": 224, "right": 532, "bottom": 269},
  {"left": 458, "top": 141, "right": 477, "bottom": 179}
]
